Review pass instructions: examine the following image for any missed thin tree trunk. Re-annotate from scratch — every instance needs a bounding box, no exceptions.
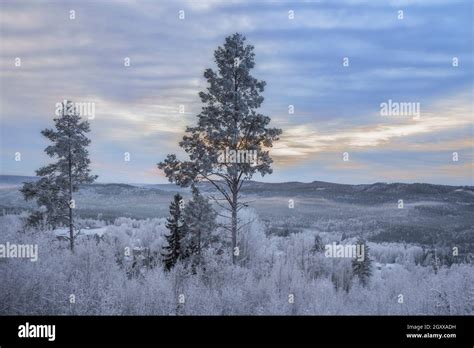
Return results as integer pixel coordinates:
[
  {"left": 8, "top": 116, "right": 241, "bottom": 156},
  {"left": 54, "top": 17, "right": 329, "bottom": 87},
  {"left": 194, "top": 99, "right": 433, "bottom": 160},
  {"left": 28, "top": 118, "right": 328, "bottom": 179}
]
[
  {"left": 231, "top": 54, "right": 239, "bottom": 265},
  {"left": 231, "top": 188, "right": 238, "bottom": 265},
  {"left": 68, "top": 144, "right": 74, "bottom": 252},
  {"left": 195, "top": 229, "right": 202, "bottom": 269}
]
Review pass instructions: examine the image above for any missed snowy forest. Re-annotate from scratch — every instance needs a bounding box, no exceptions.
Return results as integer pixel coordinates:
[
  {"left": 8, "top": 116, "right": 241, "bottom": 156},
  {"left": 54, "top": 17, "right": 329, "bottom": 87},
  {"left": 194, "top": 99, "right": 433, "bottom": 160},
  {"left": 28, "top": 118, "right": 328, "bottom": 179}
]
[{"left": 1, "top": 33, "right": 473, "bottom": 316}]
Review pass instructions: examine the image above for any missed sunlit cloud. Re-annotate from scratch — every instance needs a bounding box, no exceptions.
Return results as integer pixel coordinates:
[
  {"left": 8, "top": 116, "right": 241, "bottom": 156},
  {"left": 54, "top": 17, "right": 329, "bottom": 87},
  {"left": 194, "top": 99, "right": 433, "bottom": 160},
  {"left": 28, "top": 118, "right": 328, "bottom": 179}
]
[
  {"left": 272, "top": 92, "right": 473, "bottom": 166},
  {"left": 1, "top": 0, "right": 472, "bottom": 185}
]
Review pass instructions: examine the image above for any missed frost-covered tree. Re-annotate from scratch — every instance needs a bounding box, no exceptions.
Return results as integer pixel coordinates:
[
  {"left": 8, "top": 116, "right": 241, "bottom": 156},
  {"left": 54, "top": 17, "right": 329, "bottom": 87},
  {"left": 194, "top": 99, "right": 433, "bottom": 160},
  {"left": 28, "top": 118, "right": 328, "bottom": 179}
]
[
  {"left": 20, "top": 178, "right": 66, "bottom": 228},
  {"left": 21, "top": 100, "right": 97, "bottom": 251},
  {"left": 352, "top": 237, "right": 372, "bottom": 287},
  {"left": 311, "top": 234, "right": 325, "bottom": 253},
  {"left": 424, "top": 246, "right": 441, "bottom": 274},
  {"left": 162, "top": 193, "right": 186, "bottom": 271},
  {"left": 158, "top": 33, "right": 282, "bottom": 264},
  {"left": 183, "top": 186, "right": 217, "bottom": 261}
]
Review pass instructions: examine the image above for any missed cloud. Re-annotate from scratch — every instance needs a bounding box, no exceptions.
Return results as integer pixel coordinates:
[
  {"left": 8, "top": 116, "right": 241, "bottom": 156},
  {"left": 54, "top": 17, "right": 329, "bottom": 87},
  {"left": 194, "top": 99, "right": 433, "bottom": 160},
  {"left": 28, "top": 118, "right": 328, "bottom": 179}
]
[
  {"left": 272, "top": 92, "right": 473, "bottom": 165},
  {"left": 1, "top": 0, "right": 472, "bottom": 185}
]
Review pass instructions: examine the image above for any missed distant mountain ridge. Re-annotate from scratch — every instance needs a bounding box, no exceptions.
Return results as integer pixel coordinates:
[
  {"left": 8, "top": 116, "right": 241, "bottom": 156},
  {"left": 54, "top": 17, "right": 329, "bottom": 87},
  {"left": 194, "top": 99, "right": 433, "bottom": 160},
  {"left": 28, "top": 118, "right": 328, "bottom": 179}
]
[
  {"left": 0, "top": 175, "right": 39, "bottom": 184},
  {"left": 1, "top": 175, "right": 472, "bottom": 245},
  {"left": 1, "top": 175, "right": 472, "bottom": 194}
]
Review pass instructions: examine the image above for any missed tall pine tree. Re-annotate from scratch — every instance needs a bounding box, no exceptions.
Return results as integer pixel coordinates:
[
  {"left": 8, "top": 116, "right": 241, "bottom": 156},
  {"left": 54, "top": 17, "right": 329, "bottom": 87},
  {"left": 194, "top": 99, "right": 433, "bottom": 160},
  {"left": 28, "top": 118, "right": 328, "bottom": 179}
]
[
  {"left": 352, "top": 237, "right": 373, "bottom": 287},
  {"left": 21, "top": 100, "right": 97, "bottom": 251},
  {"left": 159, "top": 33, "right": 281, "bottom": 264},
  {"left": 162, "top": 193, "right": 186, "bottom": 271}
]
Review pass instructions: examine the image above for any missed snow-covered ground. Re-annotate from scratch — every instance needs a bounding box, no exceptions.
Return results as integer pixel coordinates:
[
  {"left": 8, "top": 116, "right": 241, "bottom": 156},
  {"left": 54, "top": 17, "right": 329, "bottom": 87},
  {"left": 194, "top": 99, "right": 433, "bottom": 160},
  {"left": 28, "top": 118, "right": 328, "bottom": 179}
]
[{"left": 52, "top": 226, "right": 108, "bottom": 238}]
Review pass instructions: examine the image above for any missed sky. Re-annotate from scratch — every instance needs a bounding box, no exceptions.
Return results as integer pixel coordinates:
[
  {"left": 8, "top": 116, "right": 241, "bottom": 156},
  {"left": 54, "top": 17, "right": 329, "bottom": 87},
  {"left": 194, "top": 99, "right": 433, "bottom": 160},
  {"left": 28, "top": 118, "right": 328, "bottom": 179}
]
[{"left": 0, "top": 0, "right": 472, "bottom": 185}]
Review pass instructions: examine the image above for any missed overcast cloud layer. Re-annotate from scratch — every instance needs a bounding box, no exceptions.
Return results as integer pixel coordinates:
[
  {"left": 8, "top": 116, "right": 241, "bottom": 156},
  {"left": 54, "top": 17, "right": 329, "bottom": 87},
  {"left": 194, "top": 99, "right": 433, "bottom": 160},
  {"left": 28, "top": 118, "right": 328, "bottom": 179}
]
[{"left": 1, "top": 0, "right": 472, "bottom": 185}]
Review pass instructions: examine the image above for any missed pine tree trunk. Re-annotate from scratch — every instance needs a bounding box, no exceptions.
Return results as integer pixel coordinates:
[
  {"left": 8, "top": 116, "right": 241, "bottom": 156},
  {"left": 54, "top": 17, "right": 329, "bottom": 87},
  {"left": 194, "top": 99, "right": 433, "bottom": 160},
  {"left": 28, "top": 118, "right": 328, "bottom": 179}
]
[
  {"left": 231, "top": 187, "right": 238, "bottom": 265},
  {"left": 231, "top": 60, "right": 239, "bottom": 265},
  {"left": 68, "top": 145, "right": 74, "bottom": 252}
]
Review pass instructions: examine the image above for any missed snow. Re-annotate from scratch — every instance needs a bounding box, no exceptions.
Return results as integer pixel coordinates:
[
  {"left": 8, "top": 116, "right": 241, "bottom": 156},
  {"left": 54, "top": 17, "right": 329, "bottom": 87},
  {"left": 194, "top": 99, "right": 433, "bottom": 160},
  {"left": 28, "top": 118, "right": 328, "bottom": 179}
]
[
  {"left": 53, "top": 227, "right": 108, "bottom": 238},
  {"left": 454, "top": 188, "right": 474, "bottom": 195},
  {"left": 1, "top": 212, "right": 472, "bottom": 315}
]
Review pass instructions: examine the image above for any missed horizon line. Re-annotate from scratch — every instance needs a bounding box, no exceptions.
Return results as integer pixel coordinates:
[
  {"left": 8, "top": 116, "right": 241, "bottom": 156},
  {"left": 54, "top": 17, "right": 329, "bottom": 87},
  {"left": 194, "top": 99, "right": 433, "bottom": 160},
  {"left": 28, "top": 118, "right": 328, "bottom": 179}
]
[{"left": 1, "top": 174, "right": 472, "bottom": 188}]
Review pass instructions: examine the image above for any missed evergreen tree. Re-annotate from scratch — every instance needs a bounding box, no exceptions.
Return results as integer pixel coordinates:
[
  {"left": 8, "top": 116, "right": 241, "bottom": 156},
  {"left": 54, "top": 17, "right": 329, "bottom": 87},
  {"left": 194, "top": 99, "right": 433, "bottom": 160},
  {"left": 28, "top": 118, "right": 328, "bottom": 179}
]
[
  {"left": 183, "top": 185, "right": 217, "bottom": 262},
  {"left": 311, "top": 234, "right": 325, "bottom": 253},
  {"left": 21, "top": 177, "right": 65, "bottom": 228},
  {"left": 21, "top": 100, "right": 97, "bottom": 251},
  {"left": 162, "top": 193, "right": 186, "bottom": 271},
  {"left": 352, "top": 237, "right": 373, "bottom": 287},
  {"left": 158, "top": 33, "right": 281, "bottom": 264}
]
